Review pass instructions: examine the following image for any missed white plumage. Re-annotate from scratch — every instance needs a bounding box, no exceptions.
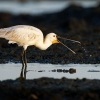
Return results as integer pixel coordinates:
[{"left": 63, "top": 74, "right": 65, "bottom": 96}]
[{"left": 0, "top": 25, "right": 58, "bottom": 50}]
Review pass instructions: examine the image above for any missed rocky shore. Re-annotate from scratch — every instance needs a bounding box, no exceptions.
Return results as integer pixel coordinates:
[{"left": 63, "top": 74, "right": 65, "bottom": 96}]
[{"left": 0, "top": 78, "right": 100, "bottom": 100}]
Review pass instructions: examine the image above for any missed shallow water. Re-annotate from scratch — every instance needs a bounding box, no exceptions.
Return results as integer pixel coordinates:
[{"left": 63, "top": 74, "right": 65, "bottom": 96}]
[{"left": 0, "top": 63, "right": 100, "bottom": 80}]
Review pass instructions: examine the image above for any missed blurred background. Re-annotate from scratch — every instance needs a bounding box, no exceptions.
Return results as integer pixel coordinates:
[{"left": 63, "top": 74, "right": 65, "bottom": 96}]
[
  {"left": 0, "top": 0, "right": 99, "bottom": 64},
  {"left": 0, "top": 0, "right": 99, "bottom": 27}
]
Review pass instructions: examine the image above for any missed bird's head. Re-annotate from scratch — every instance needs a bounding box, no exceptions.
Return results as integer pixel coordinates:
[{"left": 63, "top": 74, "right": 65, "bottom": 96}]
[
  {"left": 46, "top": 33, "right": 81, "bottom": 54},
  {"left": 46, "top": 33, "right": 59, "bottom": 44}
]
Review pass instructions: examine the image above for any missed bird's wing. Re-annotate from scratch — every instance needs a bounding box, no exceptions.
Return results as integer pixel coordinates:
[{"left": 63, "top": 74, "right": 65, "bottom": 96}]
[{"left": 0, "top": 25, "right": 43, "bottom": 45}]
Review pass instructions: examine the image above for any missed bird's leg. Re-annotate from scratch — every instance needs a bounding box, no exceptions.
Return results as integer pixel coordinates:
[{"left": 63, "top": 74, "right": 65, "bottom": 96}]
[
  {"left": 24, "top": 50, "right": 27, "bottom": 79},
  {"left": 20, "top": 49, "right": 25, "bottom": 79}
]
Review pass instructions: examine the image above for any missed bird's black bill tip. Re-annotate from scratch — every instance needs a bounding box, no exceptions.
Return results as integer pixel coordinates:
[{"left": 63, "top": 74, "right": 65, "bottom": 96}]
[
  {"left": 57, "top": 35, "right": 81, "bottom": 44},
  {"left": 58, "top": 40, "right": 76, "bottom": 54}
]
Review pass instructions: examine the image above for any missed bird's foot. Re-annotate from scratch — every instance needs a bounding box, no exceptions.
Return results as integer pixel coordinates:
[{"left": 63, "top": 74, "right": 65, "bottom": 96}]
[{"left": 19, "top": 76, "right": 26, "bottom": 83}]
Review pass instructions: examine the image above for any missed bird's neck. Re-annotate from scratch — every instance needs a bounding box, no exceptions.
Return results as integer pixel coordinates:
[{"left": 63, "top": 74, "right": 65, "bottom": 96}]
[{"left": 35, "top": 36, "right": 52, "bottom": 50}]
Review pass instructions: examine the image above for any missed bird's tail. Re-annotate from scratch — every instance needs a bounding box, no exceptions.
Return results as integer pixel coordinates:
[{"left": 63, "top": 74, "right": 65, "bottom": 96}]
[{"left": 0, "top": 29, "right": 6, "bottom": 38}]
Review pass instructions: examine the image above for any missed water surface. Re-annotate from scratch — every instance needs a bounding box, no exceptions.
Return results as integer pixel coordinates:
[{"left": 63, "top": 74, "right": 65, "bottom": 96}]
[{"left": 0, "top": 63, "right": 100, "bottom": 80}]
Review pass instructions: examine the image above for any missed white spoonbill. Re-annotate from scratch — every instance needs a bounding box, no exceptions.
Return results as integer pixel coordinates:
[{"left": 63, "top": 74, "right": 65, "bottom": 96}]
[{"left": 0, "top": 25, "right": 80, "bottom": 79}]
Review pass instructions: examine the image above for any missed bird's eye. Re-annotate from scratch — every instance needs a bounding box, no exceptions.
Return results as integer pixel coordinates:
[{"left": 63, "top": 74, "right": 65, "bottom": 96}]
[{"left": 53, "top": 35, "right": 56, "bottom": 37}]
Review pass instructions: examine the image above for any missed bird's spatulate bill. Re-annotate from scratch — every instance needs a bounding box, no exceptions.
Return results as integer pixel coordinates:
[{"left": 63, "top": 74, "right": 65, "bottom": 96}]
[
  {"left": 57, "top": 36, "right": 81, "bottom": 44},
  {"left": 57, "top": 40, "right": 76, "bottom": 54}
]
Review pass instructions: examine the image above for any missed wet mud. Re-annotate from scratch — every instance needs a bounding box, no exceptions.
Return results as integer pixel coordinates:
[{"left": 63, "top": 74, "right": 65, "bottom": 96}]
[
  {"left": 0, "top": 4, "right": 99, "bottom": 64},
  {"left": 0, "top": 4, "right": 100, "bottom": 100},
  {"left": 0, "top": 78, "right": 100, "bottom": 100},
  {"left": 28, "top": 68, "right": 76, "bottom": 74}
]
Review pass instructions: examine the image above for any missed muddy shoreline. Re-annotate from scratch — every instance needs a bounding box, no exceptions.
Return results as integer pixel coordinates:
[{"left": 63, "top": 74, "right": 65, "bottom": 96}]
[
  {"left": 0, "top": 78, "right": 100, "bottom": 100},
  {"left": 0, "top": 4, "right": 100, "bottom": 100},
  {"left": 0, "top": 4, "right": 100, "bottom": 64}
]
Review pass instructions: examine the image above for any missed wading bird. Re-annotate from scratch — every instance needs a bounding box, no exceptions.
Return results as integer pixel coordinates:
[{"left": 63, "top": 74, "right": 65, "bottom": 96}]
[{"left": 0, "top": 25, "right": 80, "bottom": 79}]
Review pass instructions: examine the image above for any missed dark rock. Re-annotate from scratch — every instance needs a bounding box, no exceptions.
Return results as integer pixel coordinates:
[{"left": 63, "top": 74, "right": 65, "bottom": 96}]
[
  {"left": 69, "top": 68, "right": 76, "bottom": 74},
  {"left": 0, "top": 78, "right": 100, "bottom": 100}
]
